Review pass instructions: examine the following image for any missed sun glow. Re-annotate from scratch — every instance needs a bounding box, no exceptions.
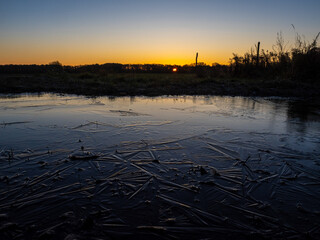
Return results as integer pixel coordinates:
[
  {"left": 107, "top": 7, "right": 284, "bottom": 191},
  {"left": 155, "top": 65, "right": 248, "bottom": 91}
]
[{"left": 172, "top": 68, "right": 177, "bottom": 72}]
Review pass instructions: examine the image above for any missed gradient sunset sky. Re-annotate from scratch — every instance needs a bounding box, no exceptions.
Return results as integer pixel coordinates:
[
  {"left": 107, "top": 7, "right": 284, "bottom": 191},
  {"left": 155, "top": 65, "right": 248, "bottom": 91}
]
[{"left": 1, "top": 0, "right": 319, "bottom": 65}]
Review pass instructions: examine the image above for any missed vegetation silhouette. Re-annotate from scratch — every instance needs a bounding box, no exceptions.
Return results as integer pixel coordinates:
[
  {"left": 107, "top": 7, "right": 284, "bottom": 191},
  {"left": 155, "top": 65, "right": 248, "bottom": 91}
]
[
  {"left": 0, "top": 31, "right": 319, "bottom": 97},
  {"left": 229, "top": 31, "right": 320, "bottom": 82}
]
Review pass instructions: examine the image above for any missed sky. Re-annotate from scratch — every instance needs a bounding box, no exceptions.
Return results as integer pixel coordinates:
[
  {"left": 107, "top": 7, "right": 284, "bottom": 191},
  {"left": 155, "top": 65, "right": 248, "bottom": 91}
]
[{"left": 1, "top": 0, "right": 319, "bottom": 65}]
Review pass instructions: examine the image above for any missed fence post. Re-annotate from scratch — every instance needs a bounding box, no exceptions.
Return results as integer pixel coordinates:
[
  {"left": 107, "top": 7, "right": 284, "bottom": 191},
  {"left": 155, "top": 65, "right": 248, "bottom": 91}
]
[
  {"left": 256, "top": 42, "right": 260, "bottom": 67},
  {"left": 196, "top": 52, "right": 198, "bottom": 67}
]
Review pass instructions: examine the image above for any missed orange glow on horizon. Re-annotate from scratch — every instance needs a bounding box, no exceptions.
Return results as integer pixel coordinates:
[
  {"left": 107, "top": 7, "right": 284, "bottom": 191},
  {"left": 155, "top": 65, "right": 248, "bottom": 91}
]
[
  {"left": 0, "top": 37, "right": 232, "bottom": 66},
  {"left": 172, "top": 68, "right": 177, "bottom": 72},
  {"left": 0, "top": 58, "right": 230, "bottom": 66}
]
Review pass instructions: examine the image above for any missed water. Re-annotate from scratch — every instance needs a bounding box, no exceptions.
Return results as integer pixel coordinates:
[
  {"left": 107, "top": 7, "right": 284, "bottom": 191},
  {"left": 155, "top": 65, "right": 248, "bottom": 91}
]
[
  {"left": 0, "top": 94, "right": 319, "bottom": 151},
  {"left": 0, "top": 93, "right": 320, "bottom": 239}
]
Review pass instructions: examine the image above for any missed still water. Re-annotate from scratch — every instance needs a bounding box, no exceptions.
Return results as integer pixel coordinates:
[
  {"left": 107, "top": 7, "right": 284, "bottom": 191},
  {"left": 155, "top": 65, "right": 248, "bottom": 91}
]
[
  {"left": 0, "top": 93, "right": 320, "bottom": 239},
  {"left": 0, "top": 93, "right": 319, "bottom": 152}
]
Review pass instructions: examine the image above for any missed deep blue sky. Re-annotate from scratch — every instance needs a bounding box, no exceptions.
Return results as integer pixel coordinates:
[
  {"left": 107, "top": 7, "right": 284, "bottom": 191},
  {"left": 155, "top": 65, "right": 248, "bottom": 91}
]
[{"left": 1, "top": 0, "right": 319, "bottom": 65}]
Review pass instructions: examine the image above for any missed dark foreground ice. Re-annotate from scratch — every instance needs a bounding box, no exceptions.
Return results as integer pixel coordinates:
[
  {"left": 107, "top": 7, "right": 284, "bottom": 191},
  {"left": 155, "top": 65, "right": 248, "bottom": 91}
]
[{"left": 0, "top": 94, "right": 320, "bottom": 239}]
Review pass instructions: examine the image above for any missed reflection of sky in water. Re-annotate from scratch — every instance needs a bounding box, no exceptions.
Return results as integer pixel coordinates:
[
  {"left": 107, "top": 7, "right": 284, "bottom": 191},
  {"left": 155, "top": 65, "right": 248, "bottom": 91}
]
[
  {"left": 1, "top": 94, "right": 320, "bottom": 239},
  {"left": 0, "top": 94, "right": 319, "bottom": 153}
]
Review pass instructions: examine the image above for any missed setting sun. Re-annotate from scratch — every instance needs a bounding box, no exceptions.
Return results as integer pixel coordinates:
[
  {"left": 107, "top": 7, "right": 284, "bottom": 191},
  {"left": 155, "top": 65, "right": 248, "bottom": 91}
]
[{"left": 172, "top": 68, "right": 177, "bottom": 72}]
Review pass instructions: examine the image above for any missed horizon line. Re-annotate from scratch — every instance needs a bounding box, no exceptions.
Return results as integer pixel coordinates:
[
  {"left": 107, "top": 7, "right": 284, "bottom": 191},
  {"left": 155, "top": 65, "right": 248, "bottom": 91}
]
[{"left": 0, "top": 61, "right": 229, "bottom": 67}]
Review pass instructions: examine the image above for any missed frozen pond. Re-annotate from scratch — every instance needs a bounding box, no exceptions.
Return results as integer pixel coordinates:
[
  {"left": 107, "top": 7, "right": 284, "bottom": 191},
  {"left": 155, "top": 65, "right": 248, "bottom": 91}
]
[{"left": 0, "top": 94, "right": 320, "bottom": 239}]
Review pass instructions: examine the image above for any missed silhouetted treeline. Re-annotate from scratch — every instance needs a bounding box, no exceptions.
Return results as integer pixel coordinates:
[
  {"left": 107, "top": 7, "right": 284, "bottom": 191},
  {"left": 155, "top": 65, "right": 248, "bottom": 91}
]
[
  {"left": 0, "top": 62, "right": 64, "bottom": 74},
  {"left": 0, "top": 62, "right": 229, "bottom": 80},
  {"left": 0, "top": 63, "right": 197, "bottom": 74}
]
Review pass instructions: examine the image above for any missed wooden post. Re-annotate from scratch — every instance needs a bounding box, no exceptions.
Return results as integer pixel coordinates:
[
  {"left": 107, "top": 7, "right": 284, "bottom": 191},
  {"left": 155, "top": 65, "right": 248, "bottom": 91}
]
[
  {"left": 196, "top": 52, "right": 198, "bottom": 67},
  {"left": 256, "top": 42, "right": 260, "bottom": 67}
]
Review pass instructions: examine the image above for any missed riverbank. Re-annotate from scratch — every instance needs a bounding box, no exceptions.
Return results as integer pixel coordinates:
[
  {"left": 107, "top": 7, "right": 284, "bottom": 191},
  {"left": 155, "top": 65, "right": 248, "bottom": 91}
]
[{"left": 0, "top": 73, "right": 319, "bottom": 97}]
